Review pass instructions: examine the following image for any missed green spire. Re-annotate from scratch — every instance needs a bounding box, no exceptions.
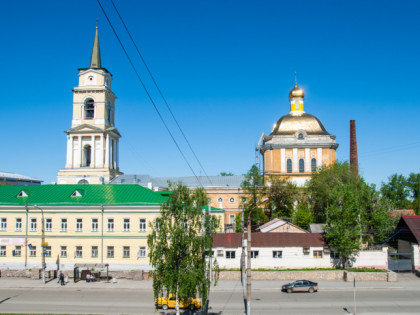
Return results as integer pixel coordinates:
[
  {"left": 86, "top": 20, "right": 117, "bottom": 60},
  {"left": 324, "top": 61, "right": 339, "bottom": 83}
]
[{"left": 90, "top": 26, "right": 101, "bottom": 69}]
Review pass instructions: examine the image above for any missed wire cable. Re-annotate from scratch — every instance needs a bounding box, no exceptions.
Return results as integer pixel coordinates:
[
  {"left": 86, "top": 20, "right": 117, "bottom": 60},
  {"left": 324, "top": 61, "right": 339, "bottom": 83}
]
[
  {"left": 109, "top": 0, "right": 213, "bottom": 186},
  {"left": 96, "top": 0, "right": 203, "bottom": 187}
]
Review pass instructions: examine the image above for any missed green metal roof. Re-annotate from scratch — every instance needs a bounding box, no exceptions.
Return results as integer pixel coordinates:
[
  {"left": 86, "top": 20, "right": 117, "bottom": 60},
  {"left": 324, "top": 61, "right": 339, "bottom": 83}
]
[{"left": 0, "top": 184, "right": 166, "bottom": 206}]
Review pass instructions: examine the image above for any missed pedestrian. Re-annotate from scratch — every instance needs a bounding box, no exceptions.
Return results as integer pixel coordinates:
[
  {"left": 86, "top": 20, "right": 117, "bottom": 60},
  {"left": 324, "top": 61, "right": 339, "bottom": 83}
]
[{"left": 58, "top": 270, "right": 65, "bottom": 286}]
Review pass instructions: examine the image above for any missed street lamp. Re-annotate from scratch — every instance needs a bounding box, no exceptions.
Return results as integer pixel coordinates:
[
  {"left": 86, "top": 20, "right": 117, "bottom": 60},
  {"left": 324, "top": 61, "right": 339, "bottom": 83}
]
[{"left": 34, "top": 205, "right": 46, "bottom": 284}]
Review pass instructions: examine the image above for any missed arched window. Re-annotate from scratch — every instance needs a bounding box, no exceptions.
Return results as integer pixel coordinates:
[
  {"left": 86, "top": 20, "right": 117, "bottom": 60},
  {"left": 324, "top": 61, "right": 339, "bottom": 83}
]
[
  {"left": 287, "top": 159, "right": 292, "bottom": 173},
  {"left": 298, "top": 133, "right": 304, "bottom": 139},
  {"left": 83, "top": 145, "right": 91, "bottom": 167},
  {"left": 311, "top": 158, "right": 317, "bottom": 172},
  {"left": 85, "top": 99, "right": 95, "bottom": 119},
  {"left": 78, "top": 179, "right": 89, "bottom": 185},
  {"left": 299, "top": 159, "right": 305, "bottom": 172}
]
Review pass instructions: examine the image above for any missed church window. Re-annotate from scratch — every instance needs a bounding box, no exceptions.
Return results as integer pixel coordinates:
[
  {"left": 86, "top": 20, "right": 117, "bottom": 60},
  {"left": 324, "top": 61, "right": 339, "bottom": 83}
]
[
  {"left": 311, "top": 158, "right": 317, "bottom": 172},
  {"left": 85, "top": 98, "right": 95, "bottom": 119},
  {"left": 78, "top": 179, "right": 88, "bottom": 185},
  {"left": 299, "top": 159, "right": 305, "bottom": 172},
  {"left": 107, "top": 103, "right": 112, "bottom": 124},
  {"left": 298, "top": 133, "right": 304, "bottom": 139},
  {"left": 83, "top": 145, "right": 91, "bottom": 167},
  {"left": 287, "top": 159, "right": 292, "bottom": 173}
]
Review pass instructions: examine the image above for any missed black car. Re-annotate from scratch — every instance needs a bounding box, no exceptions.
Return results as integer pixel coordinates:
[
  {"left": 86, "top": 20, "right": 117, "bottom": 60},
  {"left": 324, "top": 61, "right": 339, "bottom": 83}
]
[{"left": 282, "top": 280, "right": 318, "bottom": 293}]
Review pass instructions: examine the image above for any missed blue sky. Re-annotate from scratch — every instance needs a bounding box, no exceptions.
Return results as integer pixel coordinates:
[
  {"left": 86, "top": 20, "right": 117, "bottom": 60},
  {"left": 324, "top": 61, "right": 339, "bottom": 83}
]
[{"left": 0, "top": 0, "right": 419, "bottom": 187}]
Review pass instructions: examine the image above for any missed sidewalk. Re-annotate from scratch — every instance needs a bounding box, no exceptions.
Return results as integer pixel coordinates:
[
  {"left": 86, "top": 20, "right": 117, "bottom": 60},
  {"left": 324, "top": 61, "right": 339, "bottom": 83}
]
[{"left": 1, "top": 275, "right": 418, "bottom": 291}]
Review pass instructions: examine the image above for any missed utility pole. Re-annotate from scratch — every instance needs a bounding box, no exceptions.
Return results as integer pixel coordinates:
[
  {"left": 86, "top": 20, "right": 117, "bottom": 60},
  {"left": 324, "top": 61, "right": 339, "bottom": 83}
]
[
  {"left": 246, "top": 210, "right": 252, "bottom": 315},
  {"left": 241, "top": 208, "right": 245, "bottom": 286},
  {"left": 34, "top": 205, "right": 46, "bottom": 285}
]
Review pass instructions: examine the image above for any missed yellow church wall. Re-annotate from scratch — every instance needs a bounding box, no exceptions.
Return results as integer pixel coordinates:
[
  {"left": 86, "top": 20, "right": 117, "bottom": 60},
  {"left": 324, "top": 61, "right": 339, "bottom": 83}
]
[
  {"left": 264, "top": 151, "right": 272, "bottom": 171},
  {"left": 272, "top": 149, "right": 281, "bottom": 171}
]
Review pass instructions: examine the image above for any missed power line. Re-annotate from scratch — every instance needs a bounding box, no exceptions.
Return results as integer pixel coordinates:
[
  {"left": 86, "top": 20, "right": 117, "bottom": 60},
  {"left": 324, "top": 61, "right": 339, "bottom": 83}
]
[
  {"left": 109, "top": 0, "right": 213, "bottom": 186},
  {"left": 96, "top": 0, "right": 203, "bottom": 187}
]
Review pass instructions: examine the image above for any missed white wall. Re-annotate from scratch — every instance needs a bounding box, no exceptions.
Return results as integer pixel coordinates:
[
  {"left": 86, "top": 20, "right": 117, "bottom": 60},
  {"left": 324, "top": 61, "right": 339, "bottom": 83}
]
[
  {"left": 351, "top": 248, "right": 388, "bottom": 269},
  {"left": 213, "top": 246, "right": 331, "bottom": 269},
  {"left": 413, "top": 244, "right": 420, "bottom": 270}
]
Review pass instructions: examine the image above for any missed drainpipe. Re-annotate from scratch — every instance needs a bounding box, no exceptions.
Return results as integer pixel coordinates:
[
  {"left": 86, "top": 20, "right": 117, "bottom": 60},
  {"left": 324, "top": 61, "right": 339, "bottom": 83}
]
[
  {"left": 101, "top": 204, "right": 104, "bottom": 264},
  {"left": 25, "top": 205, "right": 28, "bottom": 268}
]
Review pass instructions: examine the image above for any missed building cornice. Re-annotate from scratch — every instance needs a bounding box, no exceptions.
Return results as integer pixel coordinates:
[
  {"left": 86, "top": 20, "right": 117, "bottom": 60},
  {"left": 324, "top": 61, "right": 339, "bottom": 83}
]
[{"left": 260, "top": 143, "right": 339, "bottom": 152}]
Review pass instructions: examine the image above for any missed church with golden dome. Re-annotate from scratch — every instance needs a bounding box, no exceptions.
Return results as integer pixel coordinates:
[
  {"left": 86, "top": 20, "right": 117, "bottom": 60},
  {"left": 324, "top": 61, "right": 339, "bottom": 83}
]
[{"left": 259, "top": 81, "right": 338, "bottom": 186}]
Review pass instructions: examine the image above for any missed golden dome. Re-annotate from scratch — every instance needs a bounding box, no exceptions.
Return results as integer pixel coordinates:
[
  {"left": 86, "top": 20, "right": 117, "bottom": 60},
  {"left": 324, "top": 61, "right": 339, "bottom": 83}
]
[
  {"left": 289, "top": 82, "right": 304, "bottom": 99},
  {"left": 271, "top": 113, "right": 330, "bottom": 136}
]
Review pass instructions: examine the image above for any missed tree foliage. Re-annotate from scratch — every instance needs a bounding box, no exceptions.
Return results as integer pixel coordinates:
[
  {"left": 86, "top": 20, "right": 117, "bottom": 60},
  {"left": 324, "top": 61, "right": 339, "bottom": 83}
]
[
  {"left": 291, "top": 202, "right": 313, "bottom": 230},
  {"left": 147, "top": 184, "right": 219, "bottom": 315},
  {"left": 238, "top": 165, "right": 268, "bottom": 229},
  {"left": 219, "top": 172, "right": 234, "bottom": 176},
  {"left": 265, "top": 177, "right": 299, "bottom": 219},
  {"left": 380, "top": 174, "right": 411, "bottom": 209},
  {"left": 306, "top": 161, "right": 359, "bottom": 222}
]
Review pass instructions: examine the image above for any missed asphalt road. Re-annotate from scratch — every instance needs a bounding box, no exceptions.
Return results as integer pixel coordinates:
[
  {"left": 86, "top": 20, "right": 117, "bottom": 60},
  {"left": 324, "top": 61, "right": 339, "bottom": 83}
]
[{"left": 0, "top": 285, "right": 420, "bottom": 314}]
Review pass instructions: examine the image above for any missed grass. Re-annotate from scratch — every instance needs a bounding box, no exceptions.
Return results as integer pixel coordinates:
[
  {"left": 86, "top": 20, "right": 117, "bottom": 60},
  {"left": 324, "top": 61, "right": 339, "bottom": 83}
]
[
  {"left": 220, "top": 268, "right": 388, "bottom": 272},
  {"left": 347, "top": 268, "right": 387, "bottom": 273}
]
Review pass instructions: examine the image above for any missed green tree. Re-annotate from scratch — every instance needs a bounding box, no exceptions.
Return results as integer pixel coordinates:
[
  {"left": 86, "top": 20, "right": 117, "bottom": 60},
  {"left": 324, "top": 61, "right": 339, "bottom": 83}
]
[
  {"left": 307, "top": 161, "right": 359, "bottom": 222},
  {"left": 407, "top": 173, "right": 420, "bottom": 200},
  {"left": 265, "top": 177, "right": 299, "bottom": 218},
  {"left": 219, "top": 172, "right": 234, "bottom": 176},
  {"left": 380, "top": 174, "right": 411, "bottom": 209},
  {"left": 292, "top": 203, "right": 313, "bottom": 230},
  {"left": 238, "top": 165, "right": 268, "bottom": 231},
  {"left": 147, "top": 184, "right": 219, "bottom": 315},
  {"left": 413, "top": 198, "right": 420, "bottom": 215},
  {"left": 325, "top": 182, "right": 361, "bottom": 269}
]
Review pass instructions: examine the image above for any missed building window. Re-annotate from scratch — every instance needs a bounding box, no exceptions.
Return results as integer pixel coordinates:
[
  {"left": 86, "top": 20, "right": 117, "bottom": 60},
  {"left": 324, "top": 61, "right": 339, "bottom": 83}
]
[
  {"left": 311, "top": 158, "right": 317, "bottom": 172},
  {"left": 226, "top": 251, "right": 236, "bottom": 259},
  {"left": 45, "top": 246, "right": 52, "bottom": 257},
  {"left": 91, "top": 246, "right": 98, "bottom": 258},
  {"left": 30, "top": 218, "right": 37, "bottom": 231},
  {"left": 91, "top": 218, "right": 98, "bottom": 232},
  {"left": 107, "top": 246, "right": 114, "bottom": 258},
  {"left": 45, "top": 218, "right": 52, "bottom": 232},
  {"left": 139, "top": 218, "right": 146, "bottom": 232},
  {"left": 78, "top": 179, "right": 89, "bottom": 184},
  {"left": 30, "top": 246, "right": 36, "bottom": 257},
  {"left": 287, "top": 159, "right": 292, "bottom": 173},
  {"left": 14, "top": 246, "right": 22, "bottom": 257},
  {"left": 313, "top": 250, "right": 323, "bottom": 259},
  {"left": 154, "top": 218, "right": 160, "bottom": 232},
  {"left": 217, "top": 197, "right": 223, "bottom": 203},
  {"left": 85, "top": 98, "right": 95, "bottom": 119},
  {"left": 0, "top": 246, "right": 6, "bottom": 257},
  {"left": 330, "top": 251, "right": 339, "bottom": 259},
  {"left": 75, "top": 246, "right": 82, "bottom": 258},
  {"left": 273, "top": 251, "right": 282, "bottom": 259},
  {"left": 61, "top": 218, "right": 67, "bottom": 232},
  {"left": 83, "top": 145, "right": 91, "bottom": 167},
  {"left": 123, "top": 246, "right": 130, "bottom": 258},
  {"left": 217, "top": 250, "right": 224, "bottom": 257},
  {"left": 229, "top": 197, "right": 235, "bottom": 204},
  {"left": 299, "top": 159, "right": 305, "bottom": 172},
  {"left": 0, "top": 218, "right": 6, "bottom": 231},
  {"left": 123, "top": 219, "right": 130, "bottom": 232},
  {"left": 107, "top": 219, "right": 114, "bottom": 232},
  {"left": 138, "top": 246, "right": 146, "bottom": 258},
  {"left": 298, "top": 133, "right": 304, "bottom": 139},
  {"left": 303, "top": 247, "right": 310, "bottom": 255},
  {"left": 60, "top": 246, "right": 67, "bottom": 258},
  {"left": 76, "top": 219, "right": 83, "bottom": 232},
  {"left": 15, "top": 218, "right": 22, "bottom": 231},
  {"left": 250, "top": 251, "right": 259, "bottom": 259},
  {"left": 229, "top": 214, "right": 235, "bottom": 224}
]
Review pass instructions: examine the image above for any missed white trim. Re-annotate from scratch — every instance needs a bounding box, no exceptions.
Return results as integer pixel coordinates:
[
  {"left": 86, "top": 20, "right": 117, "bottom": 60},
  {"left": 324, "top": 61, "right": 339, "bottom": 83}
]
[
  {"left": 280, "top": 148, "right": 286, "bottom": 172},
  {"left": 292, "top": 148, "right": 298, "bottom": 173}
]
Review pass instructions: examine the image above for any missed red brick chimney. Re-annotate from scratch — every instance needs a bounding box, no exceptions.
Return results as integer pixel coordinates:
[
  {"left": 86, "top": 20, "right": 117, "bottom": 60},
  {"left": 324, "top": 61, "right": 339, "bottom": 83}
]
[{"left": 350, "top": 120, "right": 358, "bottom": 173}]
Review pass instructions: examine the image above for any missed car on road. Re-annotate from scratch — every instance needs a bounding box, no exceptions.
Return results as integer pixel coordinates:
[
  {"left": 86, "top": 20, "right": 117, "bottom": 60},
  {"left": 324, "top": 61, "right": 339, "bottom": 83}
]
[
  {"left": 282, "top": 280, "right": 318, "bottom": 293},
  {"left": 155, "top": 294, "right": 201, "bottom": 310}
]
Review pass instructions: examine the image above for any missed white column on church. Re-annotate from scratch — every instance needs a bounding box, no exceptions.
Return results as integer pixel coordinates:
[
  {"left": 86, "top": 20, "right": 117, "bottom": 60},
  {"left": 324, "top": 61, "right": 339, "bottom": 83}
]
[
  {"left": 116, "top": 140, "right": 119, "bottom": 169},
  {"left": 292, "top": 148, "right": 298, "bottom": 172},
  {"left": 305, "top": 148, "right": 310, "bottom": 172},
  {"left": 280, "top": 148, "right": 286, "bottom": 172},
  {"left": 105, "top": 134, "right": 109, "bottom": 167},
  {"left": 112, "top": 139, "right": 116, "bottom": 169},
  {"left": 99, "top": 134, "right": 104, "bottom": 166},
  {"left": 90, "top": 135, "right": 95, "bottom": 168},
  {"left": 66, "top": 135, "right": 72, "bottom": 167},
  {"left": 77, "top": 136, "right": 82, "bottom": 167},
  {"left": 317, "top": 148, "right": 323, "bottom": 168}
]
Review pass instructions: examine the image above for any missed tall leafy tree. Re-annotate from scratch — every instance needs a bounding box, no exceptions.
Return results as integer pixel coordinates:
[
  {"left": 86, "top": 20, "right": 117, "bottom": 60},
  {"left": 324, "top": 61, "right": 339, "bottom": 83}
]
[
  {"left": 148, "top": 184, "right": 219, "bottom": 315},
  {"left": 238, "top": 165, "right": 268, "bottom": 231},
  {"left": 265, "top": 177, "right": 299, "bottom": 219},
  {"left": 219, "top": 172, "right": 234, "bottom": 176},
  {"left": 325, "top": 182, "right": 361, "bottom": 269},
  {"left": 307, "top": 161, "right": 359, "bottom": 222},
  {"left": 380, "top": 174, "right": 411, "bottom": 209},
  {"left": 291, "top": 202, "right": 313, "bottom": 230},
  {"left": 407, "top": 173, "right": 420, "bottom": 200}
]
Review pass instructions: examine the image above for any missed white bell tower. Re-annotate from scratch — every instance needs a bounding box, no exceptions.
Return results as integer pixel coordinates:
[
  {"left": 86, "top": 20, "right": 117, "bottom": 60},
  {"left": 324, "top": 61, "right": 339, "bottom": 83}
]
[{"left": 57, "top": 26, "right": 122, "bottom": 184}]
